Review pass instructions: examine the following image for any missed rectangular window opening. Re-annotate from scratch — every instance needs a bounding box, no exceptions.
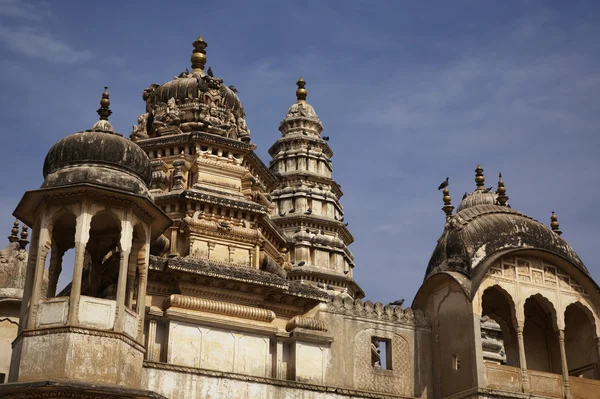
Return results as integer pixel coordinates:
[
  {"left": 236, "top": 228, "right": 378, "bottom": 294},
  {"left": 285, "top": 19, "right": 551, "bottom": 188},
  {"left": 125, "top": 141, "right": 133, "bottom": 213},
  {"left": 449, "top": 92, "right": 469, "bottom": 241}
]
[
  {"left": 371, "top": 337, "right": 392, "bottom": 370},
  {"left": 452, "top": 354, "right": 461, "bottom": 370}
]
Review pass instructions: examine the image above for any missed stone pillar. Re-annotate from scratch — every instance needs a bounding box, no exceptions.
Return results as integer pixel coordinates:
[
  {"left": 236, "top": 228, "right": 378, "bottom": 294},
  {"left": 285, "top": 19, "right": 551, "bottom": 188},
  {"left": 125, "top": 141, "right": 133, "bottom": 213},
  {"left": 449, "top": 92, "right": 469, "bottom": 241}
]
[
  {"left": 19, "top": 223, "right": 40, "bottom": 332},
  {"left": 114, "top": 249, "right": 131, "bottom": 332},
  {"left": 67, "top": 209, "right": 91, "bottom": 325},
  {"left": 135, "top": 249, "right": 149, "bottom": 341},
  {"left": 169, "top": 227, "right": 178, "bottom": 256},
  {"left": 516, "top": 326, "right": 530, "bottom": 392},
  {"left": 26, "top": 226, "right": 50, "bottom": 330},
  {"left": 557, "top": 329, "right": 572, "bottom": 399},
  {"left": 146, "top": 319, "right": 157, "bottom": 361}
]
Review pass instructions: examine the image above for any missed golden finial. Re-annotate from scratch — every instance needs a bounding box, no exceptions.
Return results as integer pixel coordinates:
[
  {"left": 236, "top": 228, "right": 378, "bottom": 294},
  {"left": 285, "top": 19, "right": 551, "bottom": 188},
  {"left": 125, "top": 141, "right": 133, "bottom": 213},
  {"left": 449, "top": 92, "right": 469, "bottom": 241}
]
[
  {"left": 550, "top": 211, "right": 562, "bottom": 235},
  {"left": 475, "top": 164, "right": 485, "bottom": 190},
  {"left": 19, "top": 224, "right": 29, "bottom": 249},
  {"left": 8, "top": 220, "right": 19, "bottom": 243},
  {"left": 191, "top": 35, "right": 208, "bottom": 73},
  {"left": 442, "top": 186, "right": 454, "bottom": 220},
  {"left": 496, "top": 172, "right": 509, "bottom": 206},
  {"left": 296, "top": 77, "right": 307, "bottom": 102},
  {"left": 96, "top": 86, "right": 112, "bottom": 120}
]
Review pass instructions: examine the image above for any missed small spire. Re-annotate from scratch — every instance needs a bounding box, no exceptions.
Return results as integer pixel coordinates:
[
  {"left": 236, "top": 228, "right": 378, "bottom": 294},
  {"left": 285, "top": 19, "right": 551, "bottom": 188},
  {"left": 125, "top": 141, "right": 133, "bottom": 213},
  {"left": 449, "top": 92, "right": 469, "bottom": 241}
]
[
  {"left": 191, "top": 35, "right": 208, "bottom": 73},
  {"left": 19, "top": 224, "right": 29, "bottom": 249},
  {"left": 90, "top": 87, "right": 115, "bottom": 133},
  {"left": 475, "top": 164, "right": 485, "bottom": 191},
  {"left": 296, "top": 77, "right": 307, "bottom": 102},
  {"left": 97, "top": 87, "right": 112, "bottom": 120},
  {"left": 550, "top": 211, "right": 562, "bottom": 235},
  {"left": 8, "top": 220, "right": 19, "bottom": 243},
  {"left": 442, "top": 186, "right": 454, "bottom": 220},
  {"left": 496, "top": 172, "right": 509, "bottom": 206}
]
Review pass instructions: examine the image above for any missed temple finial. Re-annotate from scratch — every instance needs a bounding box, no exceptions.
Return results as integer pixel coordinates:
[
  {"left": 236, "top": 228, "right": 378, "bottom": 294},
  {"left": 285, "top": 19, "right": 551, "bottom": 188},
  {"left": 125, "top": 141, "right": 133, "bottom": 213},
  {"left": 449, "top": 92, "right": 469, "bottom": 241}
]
[
  {"left": 496, "top": 172, "right": 509, "bottom": 206},
  {"left": 90, "top": 87, "right": 115, "bottom": 133},
  {"left": 19, "top": 224, "right": 29, "bottom": 249},
  {"left": 550, "top": 211, "right": 562, "bottom": 235},
  {"left": 97, "top": 87, "right": 112, "bottom": 121},
  {"left": 442, "top": 186, "right": 454, "bottom": 220},
  {"left": 296, "top": 77, "right": 307, "bottom": 102},
  {"left": 8, "top": 220, "right": 19, "bottom": 243},
  {"left": 475, "top": 164, "right": 485, "bottom": 191},
  {"left": 191, "top": 35, "right": 208, "bottom": 73}
]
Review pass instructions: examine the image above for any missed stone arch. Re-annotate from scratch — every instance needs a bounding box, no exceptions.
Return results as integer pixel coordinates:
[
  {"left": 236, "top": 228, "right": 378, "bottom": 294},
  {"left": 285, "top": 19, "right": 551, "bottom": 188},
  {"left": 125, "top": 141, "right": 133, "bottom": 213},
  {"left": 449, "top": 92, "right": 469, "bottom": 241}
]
[
  {"left": 480, "top": 285, "right": 519, "bottom": 367},
  {"left": 523, "top": 293, "right": 561, "bottom": 373},
  {"left": 45, "top": 208, "right": 77, "bottom": 298},
  {"left": 564, "top": 302, "right": 599, "bottom": 379},
  {"left": 81, "top": 209, "right": 122, "bottom": 299}
]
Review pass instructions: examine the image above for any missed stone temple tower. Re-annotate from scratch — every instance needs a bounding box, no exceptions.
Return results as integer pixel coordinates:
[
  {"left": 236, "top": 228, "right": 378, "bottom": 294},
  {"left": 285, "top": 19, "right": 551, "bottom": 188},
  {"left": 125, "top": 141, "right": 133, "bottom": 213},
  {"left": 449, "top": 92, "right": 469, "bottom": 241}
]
[
  {"left": 7, "top": 89, "right": 170, "bottom": 397},
  {"left": 268, "top": 78, "right": 363, "bottom": 299}
]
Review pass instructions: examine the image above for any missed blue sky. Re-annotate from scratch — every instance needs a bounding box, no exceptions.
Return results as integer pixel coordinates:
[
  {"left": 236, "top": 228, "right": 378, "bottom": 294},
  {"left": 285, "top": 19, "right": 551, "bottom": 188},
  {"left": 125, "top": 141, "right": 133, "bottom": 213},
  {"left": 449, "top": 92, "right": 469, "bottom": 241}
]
[{"left": 0, "top": 0, "right": 599, "bottom": 304}]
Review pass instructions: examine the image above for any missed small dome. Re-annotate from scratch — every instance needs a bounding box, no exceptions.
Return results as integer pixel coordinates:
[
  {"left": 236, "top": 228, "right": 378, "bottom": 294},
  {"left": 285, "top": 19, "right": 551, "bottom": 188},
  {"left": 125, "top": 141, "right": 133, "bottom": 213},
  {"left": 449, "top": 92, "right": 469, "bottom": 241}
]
[
  {"left": 132, "top": 36, "right": 250, "bottom": 142},
  {"left": 279, "top": 77, "right": 323, "bottom": 136},
  {"left": 42, "top": 89, "right": 152, "bottom": 197},
  {"left": 457, "top": 190, "right": 497, "bottom": 212}
]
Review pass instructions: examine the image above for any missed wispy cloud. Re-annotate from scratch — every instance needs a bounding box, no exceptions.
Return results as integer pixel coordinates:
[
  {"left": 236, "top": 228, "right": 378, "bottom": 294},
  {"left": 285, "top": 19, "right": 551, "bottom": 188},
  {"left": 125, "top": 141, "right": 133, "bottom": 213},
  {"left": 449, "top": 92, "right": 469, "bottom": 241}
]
[
  {"left": 0, "top": 0, "right": 50, "bottom": 21},
  {"left": 0, "top": 25, "right": 92, "bottom": 64}
]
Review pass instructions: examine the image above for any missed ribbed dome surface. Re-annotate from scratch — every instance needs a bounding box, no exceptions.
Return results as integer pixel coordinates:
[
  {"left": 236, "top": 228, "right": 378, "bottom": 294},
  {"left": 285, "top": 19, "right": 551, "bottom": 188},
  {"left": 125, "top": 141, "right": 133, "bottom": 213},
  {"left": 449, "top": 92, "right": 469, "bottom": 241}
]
[
  {"left": 457, "top": 190, "right": 497, "bottom": 212},
  {"left": 42, "top": 131, "right": 152, "bottom": 195}
]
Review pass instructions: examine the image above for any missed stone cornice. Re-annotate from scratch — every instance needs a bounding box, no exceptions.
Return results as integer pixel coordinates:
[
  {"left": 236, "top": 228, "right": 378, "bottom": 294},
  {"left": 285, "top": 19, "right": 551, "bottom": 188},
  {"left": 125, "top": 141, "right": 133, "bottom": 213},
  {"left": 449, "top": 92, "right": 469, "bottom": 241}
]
[
  {"left": 164, "top": 294, "right": 276, "bottom": 322},
  {"left": 143, "top": 361, "right": 415, "bottom": 399},
  {"left": 268, "top": 136, "right": 334, "bottom": 158},
  {"left": 325, "top": 297, "right": 431, "bottom": 329},
  {"left": 0, "top": 380, "right": 166, "bottom": 399},
  {"left": 136, "top": 131, "right": 256, "bottom": 151},
  {"left": 181, "top": 190, "right": 267, "bottom": 213},
  {"left": 273, "top": 214, "right": 355, "bottom": 244},
  {"left": 16, "top": 326, "right": 146, "bottom": 352},
  {"left": 286, "top": 315, "right": 327, "bottom": 332}
]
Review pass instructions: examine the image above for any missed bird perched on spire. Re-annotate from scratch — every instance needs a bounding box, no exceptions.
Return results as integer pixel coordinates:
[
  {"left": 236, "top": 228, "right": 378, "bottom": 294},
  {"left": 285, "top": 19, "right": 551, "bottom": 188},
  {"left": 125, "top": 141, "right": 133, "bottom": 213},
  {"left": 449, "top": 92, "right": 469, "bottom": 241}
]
[
  {"left": 228, "top": 85, "right": 238, "bottom": 93},
  {"left": 438, "top": 177, "right": 449, "bottom": 190},
  {"left": 207, "top": 67, "right": 214, "bottom": 77},
  {"left": 322, "top": 136, "right": 330, "bottom": 141},
  {"left": 462, "top": 192, "right": 468, "bottom": 200},
  {"left": 389, "top": 299, "right": 405, "bottom": 306}
]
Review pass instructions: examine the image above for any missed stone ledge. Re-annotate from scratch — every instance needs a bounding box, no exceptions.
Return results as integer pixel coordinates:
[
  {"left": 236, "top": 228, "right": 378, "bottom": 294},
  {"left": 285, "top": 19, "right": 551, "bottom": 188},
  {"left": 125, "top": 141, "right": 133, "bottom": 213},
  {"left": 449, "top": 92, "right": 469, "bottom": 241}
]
[
  {"left": 0, "top": 380, "right": 166, "bottom": 399},
  {"left": 143, "top": 361, "right": 416, "bottom": 399}
]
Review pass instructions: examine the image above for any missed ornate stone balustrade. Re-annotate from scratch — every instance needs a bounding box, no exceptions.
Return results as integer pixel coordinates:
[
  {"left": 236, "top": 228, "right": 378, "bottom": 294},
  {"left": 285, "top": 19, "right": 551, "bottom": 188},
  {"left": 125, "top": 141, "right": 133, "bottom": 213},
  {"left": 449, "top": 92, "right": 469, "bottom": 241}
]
[
  {"left": 164, "top": 294, "right": 276, "bottom": 322},
  {"left": 326, "top": 296, "right": 430, "bottom": 328},
  {"left": 286, "top": 316, "right": 327, "bottom": 332}
]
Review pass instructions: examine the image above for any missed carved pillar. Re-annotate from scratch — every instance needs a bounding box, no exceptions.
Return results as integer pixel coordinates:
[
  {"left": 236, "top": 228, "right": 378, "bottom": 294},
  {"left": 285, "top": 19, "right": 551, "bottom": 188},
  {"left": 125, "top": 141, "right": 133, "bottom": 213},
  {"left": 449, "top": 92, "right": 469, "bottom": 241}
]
[
  {"left": 253, "top": 244, "right": 260, "bottom": 269},
  {"left": 114, "top": 249, "right": 131, "bottom": 332},
  {"left": 595, "top": 337, "right": 600, "bottom": 378},
  {"left": 26, "top": 228, "right": 50, "bottom": 330},
  {"left": 135, "top": 241, "right": 149, "bottom": 341},
  {"left": 67, "top": 209, "right": 91, "bottom": 325},
  {"left": 169, "top": 227, "right": 178, "bottom": 256},
  {"left": 516, "top": 326, "right": 530, "bottom": 392},
  {"left": 46, "top": 242, "right": 64, "bottom": 298},
  {"left": 146, "top": 319, "right": 157, "bottom": 361},
  {"left": 557, "top": 329, "right": 572, "bottom": 399},
  {"left": 19, "top": 224, "right": 40, "bottom": 332}
]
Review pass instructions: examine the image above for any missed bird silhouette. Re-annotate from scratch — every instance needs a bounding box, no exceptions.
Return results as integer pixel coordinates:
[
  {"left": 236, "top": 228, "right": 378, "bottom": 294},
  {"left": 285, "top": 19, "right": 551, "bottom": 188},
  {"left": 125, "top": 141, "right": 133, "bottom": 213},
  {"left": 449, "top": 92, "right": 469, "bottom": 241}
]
[
  {"left": 289, "top": 208, "right": 295, "bottom": 213},
  {"left": 305, "top": 228, "right": 310, "bottom": 233},
  {"left": 438, "top": 177, "right": 449, "bottom": 190},
  {"left": 462, "top": 192, "right": 468, "bottom": 200},
  {"left": 483, "top": 186, "right": 493, "bottom": 193},
  {"left": 389, "top": 299, "right": 405, "bottom": 306},
  {"left": 322, "top": 136, "right": 330, "bottom": 141},
  {"left": 279, "top": 211, "right": 286, "bottom": 217},
  {"left": 297, "top": 261, "right": 305, "bottom": 266},
  {"left": 228, "top": 85, "right": 239, "bottom": 93},
  {"left": 207, "top": 67, "right": 214, "bottom": 77},
  {"left": 339, "top": 216, "right": 345, "bottom": 222},
  {"left": 344, "top": 222, "right": 349, "bottom": 227},
  {"left": 304, "top": 208, "right": 312, "bottom": 215}
]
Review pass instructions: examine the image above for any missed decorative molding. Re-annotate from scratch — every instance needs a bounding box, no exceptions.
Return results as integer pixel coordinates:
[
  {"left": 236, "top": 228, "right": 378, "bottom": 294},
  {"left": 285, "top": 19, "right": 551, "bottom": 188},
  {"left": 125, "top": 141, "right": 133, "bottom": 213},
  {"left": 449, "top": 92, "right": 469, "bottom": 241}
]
[
  {"left": 325, "top": 297, "right": 431, "bottom": 329},
  {"left": 286, "top": 316, "right": 327, "bottom": 332},
  {"left": 164, "top": 294, "right": 276, "bottom": 322}
]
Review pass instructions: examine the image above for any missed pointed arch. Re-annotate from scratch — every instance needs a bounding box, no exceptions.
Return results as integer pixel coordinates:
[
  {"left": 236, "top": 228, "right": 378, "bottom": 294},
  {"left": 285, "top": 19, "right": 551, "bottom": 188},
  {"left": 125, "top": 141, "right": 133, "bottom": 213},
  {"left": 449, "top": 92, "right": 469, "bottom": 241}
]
[
  {"left": 523, "top": 294, "right": 561, "bottom": 373},
  {"left": 564, "top": 302, "right": 599, "bottom": 379}
]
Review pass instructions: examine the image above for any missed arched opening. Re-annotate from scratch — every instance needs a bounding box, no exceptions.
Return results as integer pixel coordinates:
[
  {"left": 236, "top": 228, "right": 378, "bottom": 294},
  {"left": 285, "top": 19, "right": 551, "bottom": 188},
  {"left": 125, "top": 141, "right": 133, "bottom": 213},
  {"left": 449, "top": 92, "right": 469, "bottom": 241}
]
[
  {"left": 524, "top": 295, "right": 561, "bottom": 373},
  {"left": 125, "top": 223, "right": 147, "bottom": 312},
  {"left": 481, "top": 286, "right": 519, "bottom": 366},
  {"left": 80, "top": 210, "right": 121, "bottom": 299},
  {"left": 45, "top": 210, "right": 76, "bottom": 298},
  {"left": 564, "top": 303, "right": 598, "bottom": 379}
]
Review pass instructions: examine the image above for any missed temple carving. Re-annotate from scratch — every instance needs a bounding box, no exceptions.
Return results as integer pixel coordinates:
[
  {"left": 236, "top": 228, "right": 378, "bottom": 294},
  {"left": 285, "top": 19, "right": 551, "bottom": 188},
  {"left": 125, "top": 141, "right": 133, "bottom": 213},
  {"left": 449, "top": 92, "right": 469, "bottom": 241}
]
[{"left": 0, "top": 35, "right": 599, "bottom": 399}]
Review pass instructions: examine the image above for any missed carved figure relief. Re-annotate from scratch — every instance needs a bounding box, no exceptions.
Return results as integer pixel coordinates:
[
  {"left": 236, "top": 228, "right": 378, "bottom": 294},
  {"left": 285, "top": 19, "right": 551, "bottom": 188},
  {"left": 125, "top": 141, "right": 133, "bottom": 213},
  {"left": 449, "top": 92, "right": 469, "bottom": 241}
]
[{"left": 130, "top": 113, "right": 149, "bottom": 140}]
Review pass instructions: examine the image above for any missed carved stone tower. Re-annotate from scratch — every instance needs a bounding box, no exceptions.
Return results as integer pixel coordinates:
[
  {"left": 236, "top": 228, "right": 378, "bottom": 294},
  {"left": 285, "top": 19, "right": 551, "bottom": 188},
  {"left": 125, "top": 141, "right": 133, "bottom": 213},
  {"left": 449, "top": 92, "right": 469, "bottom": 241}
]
[
  {"left": 130, "top": 36, "right": 288, "bottom": 274},
  {"left": 268, "top": 78, "right": 363, "bottom": 298},
  {"left": 7, "top": 88, "right": 170, "bottom": 396}
]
